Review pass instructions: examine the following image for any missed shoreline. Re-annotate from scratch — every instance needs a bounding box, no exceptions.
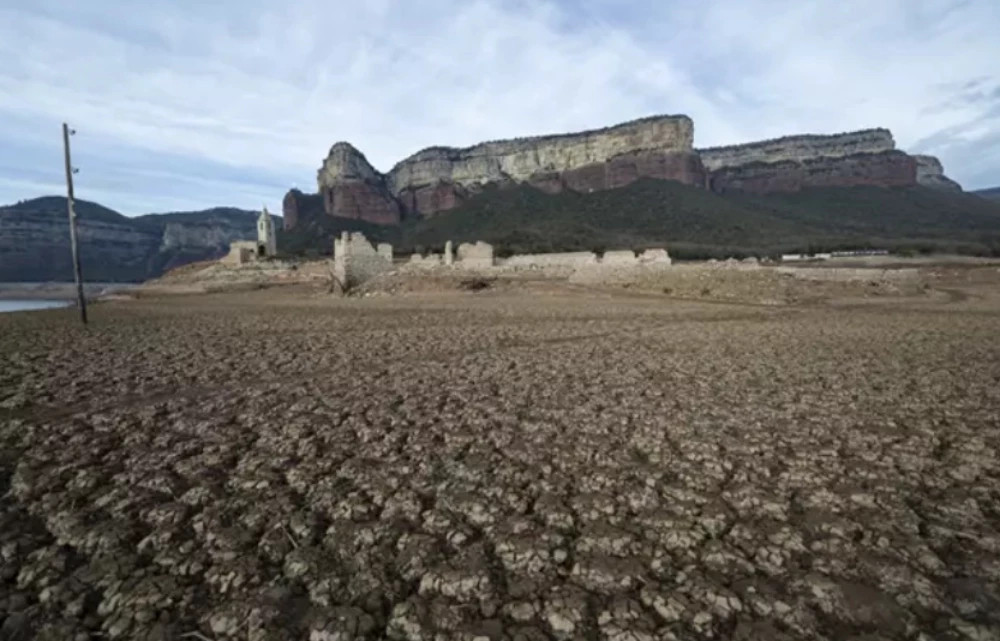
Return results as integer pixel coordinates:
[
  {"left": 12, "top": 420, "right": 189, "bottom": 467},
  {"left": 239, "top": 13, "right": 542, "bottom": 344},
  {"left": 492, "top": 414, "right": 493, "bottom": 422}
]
[{"left": 0, "top": 281, "right": 139, "bottom": 300}]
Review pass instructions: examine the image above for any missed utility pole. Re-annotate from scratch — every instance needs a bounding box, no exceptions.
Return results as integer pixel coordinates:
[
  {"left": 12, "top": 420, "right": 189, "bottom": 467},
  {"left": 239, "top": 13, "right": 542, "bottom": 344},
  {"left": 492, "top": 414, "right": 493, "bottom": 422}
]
[{"left": 62, "top": 123, "right": 87, "bottom": 325}]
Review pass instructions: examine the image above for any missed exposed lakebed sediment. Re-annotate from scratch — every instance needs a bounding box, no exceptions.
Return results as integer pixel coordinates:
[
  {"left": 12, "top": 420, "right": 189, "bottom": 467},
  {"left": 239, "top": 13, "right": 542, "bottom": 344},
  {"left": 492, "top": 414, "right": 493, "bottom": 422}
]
[{"left": 1, "top": 288, "right": 999, "bottom": 640}]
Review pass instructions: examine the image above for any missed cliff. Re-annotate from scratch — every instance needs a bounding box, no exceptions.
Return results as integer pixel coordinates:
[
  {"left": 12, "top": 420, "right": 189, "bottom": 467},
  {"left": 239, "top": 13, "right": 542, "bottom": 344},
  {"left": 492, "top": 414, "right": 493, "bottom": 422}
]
[
  {"left": 708, "top": 151, "right": 918, "bottom": 194},
  {"left": 316, "top": 143, "right": 401, "bottom": 225},
  {"left": 0, "top": 198, "right": 276, "bottom": 282},
  {"left": 698, "top": 129, "right": 895, "bottom": 171},
  {"left": 914, "top": 155, "right": 962, "bottom": 191},
  {"left": 290, "top": 116, "right": 963, "bottom": 228},
  {"left": 384, "top": 115, "right": 696, "bottom": 192},
  {"left": 303, "top": 115, "right": 704, "bottom": 225},
  {"left": 699, "top": 130, "right": 921, "bottom": 194}
]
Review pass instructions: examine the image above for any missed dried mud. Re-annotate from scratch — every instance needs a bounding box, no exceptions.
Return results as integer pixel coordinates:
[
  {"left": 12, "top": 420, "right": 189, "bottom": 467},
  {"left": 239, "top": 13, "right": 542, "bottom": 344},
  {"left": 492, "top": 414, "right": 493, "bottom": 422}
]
[{"left": 1, "top": 282, "right": 999, "bottom": 640}]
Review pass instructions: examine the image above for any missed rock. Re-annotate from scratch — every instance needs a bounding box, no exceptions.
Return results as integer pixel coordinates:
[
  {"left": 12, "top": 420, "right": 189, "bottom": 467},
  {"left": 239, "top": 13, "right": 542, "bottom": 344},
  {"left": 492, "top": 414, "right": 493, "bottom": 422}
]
[
  {"left": 914, "top": 155, "right": 963, "bottom": 191},
  {"left": 316, "top": 143, "right": 402, "bottom": 225},
  {"left": 307, "top": 115, "right": 703, "bottom": 221},
  {"left": 0, "top": 612, "right": 30, "bottom": 640},
  {"left": 708, "top": 151, "right": 917, "bottom": 194},
  {"left": 386, "top": 115, "right": 696, "bottom": 196},
  {"left": 291, "top": 117, "right": 961, "bottom": 226},
  {"left": 699, "top": 129, "right": 936, "bottom": 194},
  {"left": 699, "top": 129, "right": 895, "bottom": 171},
  {"left": 282, "top": 189, "right": 324, "bottom": 231}
]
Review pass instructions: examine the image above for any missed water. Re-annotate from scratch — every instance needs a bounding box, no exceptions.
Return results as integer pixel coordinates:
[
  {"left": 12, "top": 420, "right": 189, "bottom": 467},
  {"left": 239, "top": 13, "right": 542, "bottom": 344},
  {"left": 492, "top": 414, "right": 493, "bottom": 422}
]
[{"left": 0, "top": 299, "right": 73, "bottom": 313}]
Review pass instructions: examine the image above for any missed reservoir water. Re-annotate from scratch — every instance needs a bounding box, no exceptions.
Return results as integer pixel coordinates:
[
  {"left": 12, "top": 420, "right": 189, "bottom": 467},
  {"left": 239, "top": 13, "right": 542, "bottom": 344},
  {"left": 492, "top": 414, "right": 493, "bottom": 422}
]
[{"left": 0, "top": 300, "right": 72, "bottom": 313}]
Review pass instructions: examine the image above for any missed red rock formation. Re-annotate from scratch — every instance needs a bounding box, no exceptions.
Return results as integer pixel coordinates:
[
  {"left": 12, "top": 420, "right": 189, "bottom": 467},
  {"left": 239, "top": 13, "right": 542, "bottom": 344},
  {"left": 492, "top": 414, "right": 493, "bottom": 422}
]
[
  {"left": 526, "top": 172, "right": 564, "bottom": 194},
  {"left": 709, "top": 151, "right": 917, "bottom": 194},
  {"left": 322, "top": 182, "right": 401, "bottom": 225},
  {"left": 606, "top": 151, "right": 706, "bottom": 190},
  {"left": 316, "top": 142, "right": 401, "bottom": 225},
  {"left": 396, "top": 181, "right": 469, "bottom": 218},
  {"left": 914, "top": 155, "right": 962, "bottom": 191},
  {"left": 282, "top": 189, "right": 305, "bottom": 231},
  {"left": 512, "top": 151, "right": 706, "bottom": 200},
  {"left": 290, "top": 119, "right": 948, "bottom": 226}
]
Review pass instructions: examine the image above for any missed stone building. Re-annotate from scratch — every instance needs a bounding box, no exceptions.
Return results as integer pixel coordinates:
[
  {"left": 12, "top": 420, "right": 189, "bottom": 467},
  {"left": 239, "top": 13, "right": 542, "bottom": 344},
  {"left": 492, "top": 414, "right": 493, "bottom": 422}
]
[
  {"left": 224, "top": 207, "right": 278, "bottom": 265},
  {"left": 333, "top": 232, "right": 394, "bottom": 288},
  {"left": 257, "top": 206, "right": 277, "bottom": 257}
]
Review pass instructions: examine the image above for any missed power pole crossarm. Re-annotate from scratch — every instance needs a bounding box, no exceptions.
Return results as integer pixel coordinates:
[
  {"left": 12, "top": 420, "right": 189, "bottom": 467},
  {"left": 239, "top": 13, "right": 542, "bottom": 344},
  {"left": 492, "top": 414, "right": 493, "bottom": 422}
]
[{"left": 63, "top": 122, "right": 88, "bottom": 325}]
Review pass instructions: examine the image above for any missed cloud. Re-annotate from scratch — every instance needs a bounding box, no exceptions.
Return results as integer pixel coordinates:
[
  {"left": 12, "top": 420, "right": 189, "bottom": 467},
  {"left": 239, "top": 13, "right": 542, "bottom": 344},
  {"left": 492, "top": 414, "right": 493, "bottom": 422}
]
[{"left": 0, "top": 0, "right": 998, "bottom": 214}]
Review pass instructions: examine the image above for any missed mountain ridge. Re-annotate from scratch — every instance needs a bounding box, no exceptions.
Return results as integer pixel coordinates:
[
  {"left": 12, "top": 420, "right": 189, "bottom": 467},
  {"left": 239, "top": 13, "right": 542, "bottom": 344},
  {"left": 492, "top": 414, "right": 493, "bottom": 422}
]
[
  {"left": 290, "top": 114, "right": 963, "bottom": 227},
  {"left": 974, "top": 187, "right": 1000, "bottom": 202},
  {"left": 0, "top": 197, "right": 279, "bottom": 282},
  {"left": 279, "top": 178, "right": 1000, "bottom": 260}
]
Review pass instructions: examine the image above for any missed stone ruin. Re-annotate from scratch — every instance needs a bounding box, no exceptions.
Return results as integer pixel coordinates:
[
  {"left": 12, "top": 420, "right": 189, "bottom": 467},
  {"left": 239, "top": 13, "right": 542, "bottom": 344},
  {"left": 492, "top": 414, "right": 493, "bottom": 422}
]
[
  {"left": 224, "top": 207, "right": 278, "bottom": 265},
  {"left": 500, "top": 248, "right": 671, "bottom": 269},
  {"left": 333, "top": 232, "right": 673, "bottom": 289},
  {"left": 225, "top": 241, "right": 260, "bottom": 266},
  {"left": 456, "top": 241, "right": 494, "bottom": 268},
  {"left": 333, "top": 232, "right": 394, "bottom": 288}
]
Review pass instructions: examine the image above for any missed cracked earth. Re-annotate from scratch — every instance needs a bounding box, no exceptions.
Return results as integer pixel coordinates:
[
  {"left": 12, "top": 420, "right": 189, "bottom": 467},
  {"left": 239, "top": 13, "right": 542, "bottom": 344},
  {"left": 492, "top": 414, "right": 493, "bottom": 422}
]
[{"left": 1, "top": 284, "right": 999, "bottom": 640}]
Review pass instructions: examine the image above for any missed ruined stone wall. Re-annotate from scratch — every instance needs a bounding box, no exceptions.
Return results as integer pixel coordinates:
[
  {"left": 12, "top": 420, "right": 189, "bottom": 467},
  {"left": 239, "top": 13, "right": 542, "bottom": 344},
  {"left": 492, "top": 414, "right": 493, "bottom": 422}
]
[
  {"left": 501, "top": 252, "right": 599, "bottom": 268},
  {"left": 456, "top": 242, "right": 495, "bottom": 268},
  {"left": 638, "top": 249, "right": 672, "bottom": 264},
  {"left": 568, "top": 248, "right": 674, "bottom": 284},
  {"left": 407, "top": 254, "right": 443, "bottom": 269},
  {"left": 333, "top": 232, "right": 393, "bottom": 287},
  {"left": 224, "top": 241, "right": 258, "bottom": 266},
  {"left": 601, "top": 250, "right": 638, "bottom": 265}
]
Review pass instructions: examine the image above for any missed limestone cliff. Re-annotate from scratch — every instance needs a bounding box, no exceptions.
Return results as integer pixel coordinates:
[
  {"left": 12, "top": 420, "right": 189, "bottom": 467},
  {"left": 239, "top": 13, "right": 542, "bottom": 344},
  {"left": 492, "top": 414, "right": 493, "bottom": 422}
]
[
  {"left": 914, "top": 155, "right": 962, "bottom": 191},
  {"left": 385, "top": 115, "right": 696, "bottom": 192},
  {"left": 305, "top": 115, "right": 704, "bottom": 225},
  {"left": 698, "top": 129, "right": 921, "bottom": 194},
  {"left": 317, "top": 143, "right": 401, "bottom": 225},
  {"left": 292, "top": 117, "right": 961, "bottom": 228},
  {"left": 0, "top": 198, "right": 272, "bottom": 282},
  {"left": 699, "top": 129, "right": 895, "bottom": 171}
]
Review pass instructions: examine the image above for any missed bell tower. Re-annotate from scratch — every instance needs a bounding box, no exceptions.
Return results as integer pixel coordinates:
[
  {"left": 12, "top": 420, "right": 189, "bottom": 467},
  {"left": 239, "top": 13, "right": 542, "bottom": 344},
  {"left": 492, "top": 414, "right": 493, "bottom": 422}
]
[{"left": 257, "top": 206, "right": 277, "bottom": 257}]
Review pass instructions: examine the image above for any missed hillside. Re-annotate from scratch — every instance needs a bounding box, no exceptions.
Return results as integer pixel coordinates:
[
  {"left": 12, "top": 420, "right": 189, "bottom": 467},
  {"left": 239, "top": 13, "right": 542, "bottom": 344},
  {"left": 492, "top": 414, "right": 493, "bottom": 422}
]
[
  {"left": 974, "top": 187, "right": 1000, "bottom": 203},
  {"left": 0, "top": 198, "right": 274, "bottom": 282},
  {"left": 280, "top": 179, "right": 1000, "bottom": 259},
  {"left": 400, "top": 180, "right": 802, "bottom": 258}
]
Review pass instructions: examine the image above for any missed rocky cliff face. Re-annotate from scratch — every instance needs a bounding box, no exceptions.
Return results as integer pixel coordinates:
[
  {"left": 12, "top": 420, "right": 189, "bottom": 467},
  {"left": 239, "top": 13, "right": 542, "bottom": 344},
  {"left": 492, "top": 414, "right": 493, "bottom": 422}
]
[
  {"left": 699, "top": 130, "right": 922, "bottom": 194},
  {"left": 291, "top": 117, "right": 960, "bottom": 228},
  {"left": 709, "top": 151, "right": 918, "bottom": 194},
  {"left": 317, "top": 143, "right": 402, "bottom": 225},
  {"left": 301, "top": 116, "right": 704, "bottom": 226},
  {"left": 0, "top": 198, "right": 271, "bottom": 282},
  {"left": 385, "top": 115, "right": 695, "bottom": 192},
  {"left": 914, "top": 155, "right": 962, "bottom": 191},
  {"left": 699, "top": 129, "right": 895, "bottom": 171}
]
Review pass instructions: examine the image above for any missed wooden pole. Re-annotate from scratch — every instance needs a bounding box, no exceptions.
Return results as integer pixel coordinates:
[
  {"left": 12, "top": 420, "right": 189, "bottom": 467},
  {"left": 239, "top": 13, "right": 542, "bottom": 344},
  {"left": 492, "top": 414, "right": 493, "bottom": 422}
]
[{"left": 63, "top": 123, "right": 87, "bottom": 325}]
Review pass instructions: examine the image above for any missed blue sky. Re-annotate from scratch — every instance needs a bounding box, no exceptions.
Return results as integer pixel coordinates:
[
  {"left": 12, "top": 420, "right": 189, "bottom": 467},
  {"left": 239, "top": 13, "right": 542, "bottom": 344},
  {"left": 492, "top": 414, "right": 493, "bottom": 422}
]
[{"left": 1, "top": 0, "right": 998, "bottom": 215}]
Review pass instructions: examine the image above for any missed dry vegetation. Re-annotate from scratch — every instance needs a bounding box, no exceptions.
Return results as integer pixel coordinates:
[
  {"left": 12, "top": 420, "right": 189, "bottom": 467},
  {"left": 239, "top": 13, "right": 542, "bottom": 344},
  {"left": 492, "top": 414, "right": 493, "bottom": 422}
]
[{"left": 1, "top": 269, "right": 1000, "bottom": 640}]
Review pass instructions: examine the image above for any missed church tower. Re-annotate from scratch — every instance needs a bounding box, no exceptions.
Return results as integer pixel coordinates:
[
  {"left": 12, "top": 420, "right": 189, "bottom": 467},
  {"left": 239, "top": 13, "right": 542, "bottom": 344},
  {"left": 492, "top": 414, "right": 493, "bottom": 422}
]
[{"left": 257, "top": 206, "right": 277, "bottom": 257}]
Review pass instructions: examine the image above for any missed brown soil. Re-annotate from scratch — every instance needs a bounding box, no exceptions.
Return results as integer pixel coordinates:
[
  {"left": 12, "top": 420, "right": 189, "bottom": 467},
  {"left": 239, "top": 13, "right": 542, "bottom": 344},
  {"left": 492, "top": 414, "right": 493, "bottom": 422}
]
[{"left": 1, "top": 272, "right": 999, "bottom": 640}]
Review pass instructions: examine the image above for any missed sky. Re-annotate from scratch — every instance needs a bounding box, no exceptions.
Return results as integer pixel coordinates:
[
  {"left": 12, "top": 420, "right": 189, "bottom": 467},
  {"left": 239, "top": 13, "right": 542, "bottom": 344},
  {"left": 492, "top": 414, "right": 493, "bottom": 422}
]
[{"left": 0, "top": 0, "right": 998, "bottom": 215}]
